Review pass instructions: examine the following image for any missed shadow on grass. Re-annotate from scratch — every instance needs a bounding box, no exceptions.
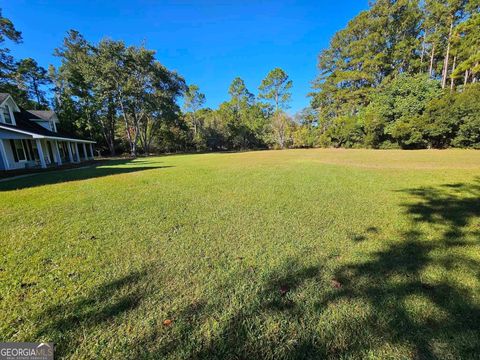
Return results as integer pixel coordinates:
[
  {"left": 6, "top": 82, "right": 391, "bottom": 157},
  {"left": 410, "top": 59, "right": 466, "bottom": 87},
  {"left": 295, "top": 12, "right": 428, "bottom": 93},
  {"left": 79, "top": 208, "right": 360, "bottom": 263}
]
[
  {"left": 138, "top": 179, "right": 480, "bottom": 359},
  {"left": 314, "top": 180, "right": 480, "bottom": 359},
  {"left": 30, "top": 179, "right": 480, "bottom": 359},
  {"left": 134, "top": 260, "right": 324, "bottom": 359},
  {"left": 35, "top": 270, "right": 150, "bottom": 358},
  {"left": 0, "top": 158, "right": 172, "bottom": 191}
]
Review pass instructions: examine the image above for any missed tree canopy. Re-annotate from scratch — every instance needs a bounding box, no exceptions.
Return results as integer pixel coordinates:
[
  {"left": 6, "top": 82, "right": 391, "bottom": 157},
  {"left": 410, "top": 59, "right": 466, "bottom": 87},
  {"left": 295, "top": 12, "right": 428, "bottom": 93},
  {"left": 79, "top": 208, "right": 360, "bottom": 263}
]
[
  {"left": 258, "top": 67, "right": 293, "bottom": 111},
  {"left": 311, "top": 0, "right": 480, "bottom": 149},
  {"left": 0, "top": 2, "right": 478, "bottom": 154}
]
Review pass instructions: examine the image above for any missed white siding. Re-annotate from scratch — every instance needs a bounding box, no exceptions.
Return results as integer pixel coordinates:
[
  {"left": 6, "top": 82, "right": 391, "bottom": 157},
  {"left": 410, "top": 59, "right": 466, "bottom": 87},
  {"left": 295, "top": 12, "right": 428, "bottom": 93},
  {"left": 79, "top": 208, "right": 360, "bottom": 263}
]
[
  {"left": 0, "top": 97, "right": 18, "bottom": 125},
  {"left": 2, "top": 139, "right": 24, "bottom": 170},
  {"left": 2, "top": 139, "right": 37, "bottom": 170}
]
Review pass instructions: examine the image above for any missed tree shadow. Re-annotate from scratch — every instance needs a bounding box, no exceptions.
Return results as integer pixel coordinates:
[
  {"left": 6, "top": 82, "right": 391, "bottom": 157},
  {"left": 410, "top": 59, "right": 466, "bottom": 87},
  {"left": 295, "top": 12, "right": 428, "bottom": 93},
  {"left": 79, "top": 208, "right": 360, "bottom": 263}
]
[
  {"left": 34, "top": 269, "right": 152, "bottom": 358},
  {"left": 23, "top": 178, "right": 480, "bottom": 358},
  {"left": 350, "top": 226, "right": 379, "bottom": 242},
  {"left": 0, "top": 158, "right": 172, "bottom": 191},
  {"left": 134, "top": 179, "right": 480, "bottom": 359},
  {"left": 312, "top": 179, "right": 480, "bottom": 358},
  {"left": 130, "top": 260, "right": 325, "bottom": 359}
]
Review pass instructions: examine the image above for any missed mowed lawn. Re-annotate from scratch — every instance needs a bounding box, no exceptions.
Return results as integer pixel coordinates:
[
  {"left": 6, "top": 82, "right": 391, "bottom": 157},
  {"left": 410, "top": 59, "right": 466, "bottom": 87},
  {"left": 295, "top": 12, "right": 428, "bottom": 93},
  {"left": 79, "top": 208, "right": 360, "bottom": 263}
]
[{"left": 1, "top": 149, "right": 479, "bottom": 359}]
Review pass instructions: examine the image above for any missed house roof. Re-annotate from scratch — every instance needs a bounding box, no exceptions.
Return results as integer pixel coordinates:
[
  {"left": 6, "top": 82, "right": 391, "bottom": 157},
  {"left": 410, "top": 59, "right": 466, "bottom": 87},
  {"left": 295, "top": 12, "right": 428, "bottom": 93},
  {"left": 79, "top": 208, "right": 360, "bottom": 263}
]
[
  {"left": 26, "top": 110, "right": 57, "bottom": 121},
  {"left": 0, "top": 93, "right": 20, "bottom": 111},
  {"left": 0, "top": 110, "right": 95, "bottom": 143},
  {"left": 0, "top": 93, "right": 94, "bottom": 143},
  {"left": 0, "top": 93, "right": 10, "bottom": 105}
]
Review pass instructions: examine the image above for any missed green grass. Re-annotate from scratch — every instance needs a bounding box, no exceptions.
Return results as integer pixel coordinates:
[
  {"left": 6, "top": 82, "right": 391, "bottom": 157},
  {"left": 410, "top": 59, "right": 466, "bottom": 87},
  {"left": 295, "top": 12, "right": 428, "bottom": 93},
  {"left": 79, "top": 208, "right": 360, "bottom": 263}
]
[{"left": 1, "top": 149, "right": 479, "bottom": 359}]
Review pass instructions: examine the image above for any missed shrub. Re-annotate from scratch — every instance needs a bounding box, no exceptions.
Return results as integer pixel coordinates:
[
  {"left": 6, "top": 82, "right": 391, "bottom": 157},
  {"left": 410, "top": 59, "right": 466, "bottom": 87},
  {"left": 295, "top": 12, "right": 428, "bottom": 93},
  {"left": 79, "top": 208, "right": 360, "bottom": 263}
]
[{"left": 366, "top": 74, "right": 442, "bottom": 148}]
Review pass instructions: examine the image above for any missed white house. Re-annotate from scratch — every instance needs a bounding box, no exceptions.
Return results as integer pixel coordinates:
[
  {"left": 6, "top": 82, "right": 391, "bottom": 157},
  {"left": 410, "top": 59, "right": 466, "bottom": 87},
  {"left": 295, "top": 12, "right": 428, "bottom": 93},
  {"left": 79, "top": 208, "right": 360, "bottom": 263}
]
[{"left": 0, "top": 93, "right": 95, "bottom": 171}]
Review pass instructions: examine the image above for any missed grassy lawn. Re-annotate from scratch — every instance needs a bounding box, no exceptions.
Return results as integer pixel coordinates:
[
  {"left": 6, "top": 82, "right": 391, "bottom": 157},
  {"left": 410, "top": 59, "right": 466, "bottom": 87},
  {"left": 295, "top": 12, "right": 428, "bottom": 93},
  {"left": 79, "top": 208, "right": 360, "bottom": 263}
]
[{"left": 1, "top": 149, "right": 479, "bottom": 359}]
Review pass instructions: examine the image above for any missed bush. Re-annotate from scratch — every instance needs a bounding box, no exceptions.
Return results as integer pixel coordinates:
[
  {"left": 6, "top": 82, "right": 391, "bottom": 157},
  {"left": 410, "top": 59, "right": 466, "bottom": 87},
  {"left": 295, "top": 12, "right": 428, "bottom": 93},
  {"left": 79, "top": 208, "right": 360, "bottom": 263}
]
[
  {"left": 365, "top": 74, "right": 442, "bottom": 148},
  {"left": 378, "top": 140, "right": 401, "bottom": 149},
  {"left": 421, "top": 84, "right": 480, "bottom": 149},
  {"left": 452, "top": 84, "right": 480, "bottom": 148},
  {"left": 321, "top": 116, "right": 364, "bottom": 148},
  {"left": 385, "top": 116, "right": 427, "bottom": 149}
]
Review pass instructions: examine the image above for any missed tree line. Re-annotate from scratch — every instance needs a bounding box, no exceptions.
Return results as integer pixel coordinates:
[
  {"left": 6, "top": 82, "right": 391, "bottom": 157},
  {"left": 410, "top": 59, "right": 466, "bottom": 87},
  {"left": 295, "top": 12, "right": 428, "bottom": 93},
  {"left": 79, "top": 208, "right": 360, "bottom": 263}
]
[
  {"left": 311, "top": 0, "right": 480, "bottom": 149},
  {"left": 1, "top": 1, "right": 479, "bottom": 155}
]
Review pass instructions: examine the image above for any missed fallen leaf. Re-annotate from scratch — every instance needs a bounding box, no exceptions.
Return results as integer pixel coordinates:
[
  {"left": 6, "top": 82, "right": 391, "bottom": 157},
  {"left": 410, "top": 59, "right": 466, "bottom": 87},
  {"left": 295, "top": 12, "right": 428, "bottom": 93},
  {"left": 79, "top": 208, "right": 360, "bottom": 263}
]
[
  {"left": 331, "top": 279, "right": 342, "bottom": 289},
  {"left": 279, "top": 285, "right": 289, "bottom": 296}
]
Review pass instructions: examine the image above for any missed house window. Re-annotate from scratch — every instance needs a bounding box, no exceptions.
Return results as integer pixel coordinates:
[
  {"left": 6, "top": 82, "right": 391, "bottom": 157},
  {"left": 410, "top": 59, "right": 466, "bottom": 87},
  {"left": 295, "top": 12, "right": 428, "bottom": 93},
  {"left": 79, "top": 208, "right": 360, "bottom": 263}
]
[
  {"left": 12, "top": 139, "right": 26, "bottom": 161},
  {"left": 3, "top": 105, "right": 12, "bottom": 124}
]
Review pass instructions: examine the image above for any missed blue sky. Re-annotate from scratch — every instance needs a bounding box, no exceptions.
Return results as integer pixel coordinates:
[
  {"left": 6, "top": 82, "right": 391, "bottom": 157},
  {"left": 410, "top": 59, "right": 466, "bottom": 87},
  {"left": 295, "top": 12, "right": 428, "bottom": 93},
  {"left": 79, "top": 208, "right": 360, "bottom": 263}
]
[{"left": 3, "top": 0, "right": 368, "bottom": 114}]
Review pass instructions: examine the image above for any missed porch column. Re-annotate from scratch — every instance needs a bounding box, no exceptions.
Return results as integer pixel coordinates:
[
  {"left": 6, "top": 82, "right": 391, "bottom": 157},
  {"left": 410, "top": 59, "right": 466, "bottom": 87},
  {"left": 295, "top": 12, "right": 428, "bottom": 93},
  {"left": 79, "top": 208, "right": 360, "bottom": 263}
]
[
  {"left": 74, "top": 143, "right": 80, "bottom": 163},
  {"left": 82, "top": 143, "right": 89, "bottom": 161},
  {"left": 43, "top": 140, "right": 52, "bottom": 165},
  {"left": 67, "top": 142, "right": 74, "bottom": 163},
  {"left": 35, "top": 139, "right": 47, "bottom": 169},
  {"left": 89, "top": 143, "right": 94, "bottom": 159},
  {"left": 54, "top": 141, "right": 62, "bottom": 166},
  {"left": 0, "top": 139, "right": 10, "bottom": 170}
]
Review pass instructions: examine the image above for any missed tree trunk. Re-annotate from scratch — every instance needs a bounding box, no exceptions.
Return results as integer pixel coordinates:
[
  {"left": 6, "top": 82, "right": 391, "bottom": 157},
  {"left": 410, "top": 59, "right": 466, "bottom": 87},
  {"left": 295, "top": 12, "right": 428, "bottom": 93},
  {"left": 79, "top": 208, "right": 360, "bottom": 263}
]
[
  {"left": 420, "top": 30, "right": 427, "bottom": 66},
  {"left": 442, "top": 20, "right": 454, "bottom": 89},
  {"left": 107, "top": 99, "right": 116, "bottom": 156},
  {"left": 450, "top": 56, "right": 456, "bottom": 91},
  {"left": 193, "top": 113, "right": 197, "bottom": 135},
  {"left": 145, "top": 128, "right": 154, "bottom": 155},
  {"left": 140, "top": 117, "right": 151, "bottom": 155},
  {"left": 99, "top": 117, "right": 115, "bottom": 157},
  {"left": 108, "top": 139, "right": 115, "bottom": 156},
  {"left": 131, "top": 138, "right": 137, "bottom": 157},
  {"left": 130, "top": 109, "right": 140, "bottom": 158},
  {"left": 133, "top": 128, "right": 139, "bottom": 157},
  {"left": 429, "top": 43, "right": 435, "bottom": 76},
  {"left": 117, "top": 97, "right": 136, "bottom": 157},
  {"left": 143, "top": 125, "right": 149, "bottom": 155},
  {"left": 122, "top": 112, "right": 133, "bottom": 155},
  {"left": 33, "top": 80, "right": 41, "bottom": 108},
  {"left": 464, "top": 69, "right": 469, "bottom": 87}
]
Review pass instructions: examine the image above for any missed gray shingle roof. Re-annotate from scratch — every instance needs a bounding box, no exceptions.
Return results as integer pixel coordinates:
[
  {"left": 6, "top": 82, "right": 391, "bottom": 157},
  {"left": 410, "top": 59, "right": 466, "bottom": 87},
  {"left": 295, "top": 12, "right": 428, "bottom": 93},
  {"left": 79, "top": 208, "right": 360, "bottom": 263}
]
[
  {"left": 0, "top": 110, "right": 94, "bottom": 143},
  {"left": 26, "top": 110, "right": 56, "bottom": 121},
  {"left": 0, "top": 94, "right": 93, "bottom": 142},
  {"left": 0, "top": 93, "right": 11, "bottom": 104}
]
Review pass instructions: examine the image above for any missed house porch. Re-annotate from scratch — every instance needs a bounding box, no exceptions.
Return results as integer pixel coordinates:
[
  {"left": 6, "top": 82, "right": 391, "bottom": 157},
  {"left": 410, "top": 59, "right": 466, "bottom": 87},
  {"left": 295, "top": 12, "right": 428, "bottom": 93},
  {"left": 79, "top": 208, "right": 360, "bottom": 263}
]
[{"left": 0, "top": 137, "right": 95, "bottom": 171}]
